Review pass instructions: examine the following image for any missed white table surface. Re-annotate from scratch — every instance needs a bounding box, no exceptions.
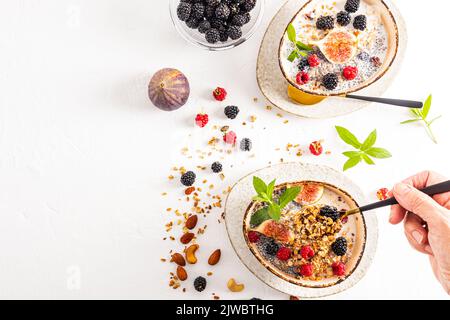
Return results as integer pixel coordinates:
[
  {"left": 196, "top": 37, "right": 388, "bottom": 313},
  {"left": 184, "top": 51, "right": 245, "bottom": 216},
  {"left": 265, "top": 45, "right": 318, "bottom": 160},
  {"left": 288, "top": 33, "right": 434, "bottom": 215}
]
[{"left": 0, "top": 0, "right": 448, "bottom": 300}]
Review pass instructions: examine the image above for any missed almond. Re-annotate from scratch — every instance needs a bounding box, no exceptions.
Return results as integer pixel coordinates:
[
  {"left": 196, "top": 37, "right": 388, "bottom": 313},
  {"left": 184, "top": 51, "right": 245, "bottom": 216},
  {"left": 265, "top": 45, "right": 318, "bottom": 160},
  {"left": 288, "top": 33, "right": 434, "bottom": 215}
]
[
  {"left": 185, "top": 187, "right": 195, "bottom": 195},
  {"left": 208, "top": 249, "right": 221, "bottom": 266},
  {"left": 170, "top": 253, "right": 186, "bottom": 266},
  {"left": 177, "top": 266, "right": 188, "bottom": 281},
  {"left": 185, "top": 215, "right": 198, "bottom": 230},
  {"left": 180, "top": 232, "right": 195, "bottom": 244}
]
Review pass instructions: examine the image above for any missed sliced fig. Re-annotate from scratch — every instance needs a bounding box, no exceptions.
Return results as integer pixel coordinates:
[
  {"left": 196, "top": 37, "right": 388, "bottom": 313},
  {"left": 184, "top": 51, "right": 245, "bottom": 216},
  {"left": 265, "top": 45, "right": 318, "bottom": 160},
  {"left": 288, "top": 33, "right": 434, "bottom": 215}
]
[
  {"left": 294, "top": 183, "right": 324, "bottom": 205},
  {"left": 254, "top": 220, "right": 294, "bottom": 244}
]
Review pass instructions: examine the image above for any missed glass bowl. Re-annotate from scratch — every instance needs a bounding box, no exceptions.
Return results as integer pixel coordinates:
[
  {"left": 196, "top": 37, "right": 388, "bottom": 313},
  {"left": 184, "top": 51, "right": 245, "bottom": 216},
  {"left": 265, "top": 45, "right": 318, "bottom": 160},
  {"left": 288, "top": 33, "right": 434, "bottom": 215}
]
[{"left": 169, "top": 0, "right": 265, "bottom": 51}]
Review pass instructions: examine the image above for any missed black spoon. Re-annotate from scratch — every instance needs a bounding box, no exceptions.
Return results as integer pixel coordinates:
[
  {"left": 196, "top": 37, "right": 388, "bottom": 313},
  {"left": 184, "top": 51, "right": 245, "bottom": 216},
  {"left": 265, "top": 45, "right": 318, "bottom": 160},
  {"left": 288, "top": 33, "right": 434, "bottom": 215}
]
[
  {"left": 343, "top": 180, "right": 450, "bottom": 218},
  {"left": 344, "top": 94, "right": 423, "bottom": 109}
]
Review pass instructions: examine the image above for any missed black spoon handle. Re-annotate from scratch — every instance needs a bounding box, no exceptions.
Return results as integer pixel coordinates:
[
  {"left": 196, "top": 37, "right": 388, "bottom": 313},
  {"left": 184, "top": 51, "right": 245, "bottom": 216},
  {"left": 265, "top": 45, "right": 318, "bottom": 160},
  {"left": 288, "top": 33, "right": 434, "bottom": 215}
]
[
  {"left": 345, "top": 94, "right": 423, "bottom": 109},
  {"left": 358, "top": 180, "right": 450, "bottom": 213}
]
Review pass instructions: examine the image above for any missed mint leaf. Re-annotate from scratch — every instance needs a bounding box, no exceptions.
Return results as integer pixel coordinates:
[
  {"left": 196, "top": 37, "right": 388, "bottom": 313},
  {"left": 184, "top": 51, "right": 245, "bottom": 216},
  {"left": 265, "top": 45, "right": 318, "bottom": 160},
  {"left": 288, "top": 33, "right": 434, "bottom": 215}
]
[
  {"left": 335, "top": 126, "right": 361, "bottom": 149},
  {"left": 250, "top": 207, "right": 271, "bottom": 226},
  {"left": 253, "top": 176, "right": 267, "bottom": 195},
  {"left": 278, "top": 186, "right": 301, "bottom": 208},
  {"left": 400, "top": 119, "right": 421, "bottom": 124},
  {"left": 287, "top": 50, "right": 299, "bottom": 62},
  {"left": 361, "top": 129, "right": 377, "bottom": 151},
  {"left": 422, "top": 94, "right": 432, "bottom": 119},
  {"left": 366, "top": 147, "right": 392, "bottom": 159},
  {"left": 343, "top": 156, "right": 362, "bottom": 171},
  {"left": 361, "top": 154, "right": 375, "bottom": 165},
  {"left": 266, "top": 179, "right": 276, "bottom": 200},
  {"left": 252, "top": 196, "right": 268, "bottom": 202},
  {"left": 287, "top": 24, "right": 296, "bottom": 43},
  {"left": 343, "top": 151, "right": 361, "bottom": 158},
  {"left": 296, "top": 41, "right": 312, "bottom": 51},
  {"left": 268, "top": 203, "right": 281, "bottom": 221}
]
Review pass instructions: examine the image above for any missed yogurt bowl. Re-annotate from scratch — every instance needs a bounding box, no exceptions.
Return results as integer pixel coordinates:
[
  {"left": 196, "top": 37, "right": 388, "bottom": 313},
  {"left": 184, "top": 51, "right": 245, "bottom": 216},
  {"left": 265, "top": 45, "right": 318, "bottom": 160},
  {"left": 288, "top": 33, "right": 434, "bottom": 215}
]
[{"left": 278, "top": 0, "right": 399, "bottom": 97}]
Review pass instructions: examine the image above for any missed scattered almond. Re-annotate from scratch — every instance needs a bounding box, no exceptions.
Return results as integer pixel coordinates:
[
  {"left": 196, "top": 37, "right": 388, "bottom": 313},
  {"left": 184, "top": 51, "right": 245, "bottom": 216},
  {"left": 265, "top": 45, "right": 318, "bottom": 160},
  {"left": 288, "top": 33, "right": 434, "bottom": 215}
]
[
  {"left": 170, "top": 253, "right": 186, "bottom": 266},
  {"left": 185, "top": 215, "right": 198, "bottom": 230},
  {"left": 180, "top": 232, "right": 195, "bottom": 244},
  {"left": 177, "top": 266, "right": 188, "bottom": 281},
  {"left": 208, "top": 249, "right": 221, "bottom": 266}
]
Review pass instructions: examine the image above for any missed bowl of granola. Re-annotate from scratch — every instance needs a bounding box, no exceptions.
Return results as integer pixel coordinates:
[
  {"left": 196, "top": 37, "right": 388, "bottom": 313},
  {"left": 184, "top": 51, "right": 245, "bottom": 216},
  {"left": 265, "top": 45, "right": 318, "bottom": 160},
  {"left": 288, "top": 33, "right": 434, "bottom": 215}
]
[
  {"left": 225, "top": 162, "right": 377, "bottom": 297},
  {"left": 278, "top": 0, "right": 399, "bottom": 96}
]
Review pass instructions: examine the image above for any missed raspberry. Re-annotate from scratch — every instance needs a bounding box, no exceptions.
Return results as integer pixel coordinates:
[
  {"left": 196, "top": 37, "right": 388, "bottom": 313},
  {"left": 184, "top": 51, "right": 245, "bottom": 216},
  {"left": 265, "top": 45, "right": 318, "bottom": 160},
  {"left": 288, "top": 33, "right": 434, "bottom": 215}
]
[
  {"left": 276, "top": 247, "right": 291, "bottom": 261},
  {"left": 247, "top": 231, "right": 260, "bottom": 243},
  {"left": 343, "top": 66, "right": 358, "bottom": 80},
  {"left": 223, "top": 131, "right": 237, "bottom": 145},
  {"left": 296, "top": 72, "right": 309, "bottom": 85},
  {"left": 377, "top": 188, "right": 389, "bottom": 201},
  {"left": 309, "top": 141, "right": 323, "bottom": 156},
  {"left": 300, "top": 245, "right": 314, "bottom": 259},
  {"left": 299, "top": 263, "right": 313, "bottom": 277},
  {"left": 307, "top": 54, "right": 320, "bottom": 67},
  {"left": 332, "top": 262, "right": 346, "bottom": 276},
  {"left": 195, "top": 113, "right": 209, "bottom": 128},
  {"left": 213, "top": 87, "right": 227, "bottom": 101}
]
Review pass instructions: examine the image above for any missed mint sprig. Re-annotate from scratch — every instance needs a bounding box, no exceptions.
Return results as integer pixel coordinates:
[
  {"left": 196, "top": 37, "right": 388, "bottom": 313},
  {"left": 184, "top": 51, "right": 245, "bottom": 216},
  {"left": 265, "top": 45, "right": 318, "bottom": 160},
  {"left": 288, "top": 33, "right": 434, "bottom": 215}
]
[
  {"left": 335, "top": 126, "right": 392, "bottom": 171},
  {"left": 250, "top": 177, "right": 300, "bottom": 225},
  {"left": 401, "top": 94, "right": 441, "bottom": 144},
  {"left": 286, "top": 24, "right": 313, "bottom": 62}
]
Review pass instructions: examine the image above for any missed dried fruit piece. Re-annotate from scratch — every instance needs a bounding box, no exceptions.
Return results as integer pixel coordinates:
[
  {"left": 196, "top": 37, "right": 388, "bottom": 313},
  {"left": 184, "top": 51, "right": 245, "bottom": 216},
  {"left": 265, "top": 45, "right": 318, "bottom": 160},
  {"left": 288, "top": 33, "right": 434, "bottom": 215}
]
[
  {"left": 170, "top": 253, "right": 186, "bottom": 266},
  {"left": 180, "top": 232, "right": 195, "bottom": 244},
  {"left": 254, "top": 220, "right": 294, "bottom": 244},
  {"left": 208, "top": 249, "right": 221, "bottom": 265},
  {"left": 376, "top": 188, "right": 389, "bottom": 201},
  {"left": 227, "top": 278, "right": 245, "bottom": 292},
  {"left": 294, "top": 183, "right": 324, "bottom": 205},
  {"left": 185, "top": 215, "right": 198, "bottom": 230},
  {"left": 185, "top": 244, "right": 199, "bottom": 264},
  {"left": 309, "top": 141, "right": 323, "bottom": 155},
  {"left": 177, "top": 266, "right": 188, "bottom": 281}
]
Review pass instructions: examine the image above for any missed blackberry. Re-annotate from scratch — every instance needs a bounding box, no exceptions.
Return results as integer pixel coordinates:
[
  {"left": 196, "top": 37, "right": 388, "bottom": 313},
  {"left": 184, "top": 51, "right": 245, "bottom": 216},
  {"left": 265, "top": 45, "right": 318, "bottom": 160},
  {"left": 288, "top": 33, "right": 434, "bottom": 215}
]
[
  {"left": 298, "top": 57, "right": 310, "bottom": 71},
  {"left": 209, "top": 18, "right": 225, "bottom": 30},
  {"left": 215, "top": 3, "right": 231, "bottom": 20},
  {"left": 186, "top": 18, "right": 200, "bottom": 29},
  {"left": 336, "top": 11, "right": 351, "bottom": 26},
  {"left": 353, "top": 15, "right": 367, "bottom": 31},
  {"left": 191, "top": 2, "right": 205, "bottom": 19},
  {"left": 193, "top": 276, "right": 207, "bottom": 292},
  {"left": 264, "top": 240, "right": 280, "bottom": 256},
  {"left": 180, "top": 171, "right": 196, "bottom": 186},
  {"left": 205, "top": 5, "right": 216, "bottom": 19},
  {"left": 223, "top": 0, "right": 232, "bottom": 4},
  {"left": 211, "top": 161, "right": 223, "bottom": 173},
  {"left": 331, "top": 237, "right": 347, "bottom": 256},
  {"left": 224, "top": 105, "right": 240, "bottom": 119},
  {"left": 218, "top": 28, "right": 229, "bottom": 42},
  {"left": 230, "top": 14, "right": 246, "bottom": 26},
  {"left": 241, "top": 0, "right": 256, "bottom": 13},
  {"left": 320, "top": 205, "right": 340, "bottom": 221},
  {"left": 205, "top": 28, "right": 221, "bottom": 43},
  {"left": 322, "top": 73, "right": 339, "bottom": 90},
  {"left": 228, "top": 25, "right": 242, "bottom": 40},
  {"left": 206, "top": 0, "right": 220, "bottom": 6},
  {"left": 240, "top": 138, "right": 252, "bottom": 151},
  {"left": 229, "top": 3, "right": 241, "bottom": 16},
  {"left": 345, "top": 0, "right": 360, "bottom": 13},
  {"left": 316, "top": 16, "right": 334, "bottom": 30},
  {"left": 177, "top": 2, "right": 192, "bottom": 22},
  {"left": 233, "top": 0, "right": 246, "bottom": 4},
  {"left": 243, "top": 12, "right": 251, "bottom": 24},
  {"left": 198, "top": 20, "right": 211, "bottom": 33}
]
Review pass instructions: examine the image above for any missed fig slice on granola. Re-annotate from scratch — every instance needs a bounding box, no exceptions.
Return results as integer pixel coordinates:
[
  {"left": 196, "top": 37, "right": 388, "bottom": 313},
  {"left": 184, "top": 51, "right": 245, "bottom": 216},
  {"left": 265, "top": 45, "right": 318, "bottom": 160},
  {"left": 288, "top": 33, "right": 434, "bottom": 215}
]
[{"left": 253, "top": 220, "right": 294, "bottom": 244}]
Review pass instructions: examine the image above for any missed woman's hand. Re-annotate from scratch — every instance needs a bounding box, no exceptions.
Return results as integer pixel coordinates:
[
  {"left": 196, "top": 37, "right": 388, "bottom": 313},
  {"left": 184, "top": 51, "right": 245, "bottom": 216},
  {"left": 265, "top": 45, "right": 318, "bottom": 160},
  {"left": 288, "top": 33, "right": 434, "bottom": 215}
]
[{"left": 390, "top": 171, "right": 450, "bottom": 294}]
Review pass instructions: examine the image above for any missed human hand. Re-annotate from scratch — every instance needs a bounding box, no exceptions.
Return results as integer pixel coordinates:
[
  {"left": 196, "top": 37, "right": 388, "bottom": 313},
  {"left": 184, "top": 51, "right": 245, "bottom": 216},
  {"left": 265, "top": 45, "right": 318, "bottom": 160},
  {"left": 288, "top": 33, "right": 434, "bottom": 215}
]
[{"left": 389, "top": 171, "right": 450, "bottom": 294}]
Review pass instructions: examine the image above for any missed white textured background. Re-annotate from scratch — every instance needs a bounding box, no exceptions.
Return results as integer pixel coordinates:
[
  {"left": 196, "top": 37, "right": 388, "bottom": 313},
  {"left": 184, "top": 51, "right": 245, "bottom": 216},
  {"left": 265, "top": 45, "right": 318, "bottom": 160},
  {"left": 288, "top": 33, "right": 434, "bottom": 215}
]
[{"left": 0, "top": 0, "right": 448, "bottom": 299}]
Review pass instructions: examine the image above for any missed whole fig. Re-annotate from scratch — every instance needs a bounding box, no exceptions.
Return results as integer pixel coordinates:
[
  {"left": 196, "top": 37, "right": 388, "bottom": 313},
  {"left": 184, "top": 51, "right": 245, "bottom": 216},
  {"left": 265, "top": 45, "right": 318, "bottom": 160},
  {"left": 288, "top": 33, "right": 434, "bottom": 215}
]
[{"left": 148, "top": 68, "right": 190, "bottom": 111}]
